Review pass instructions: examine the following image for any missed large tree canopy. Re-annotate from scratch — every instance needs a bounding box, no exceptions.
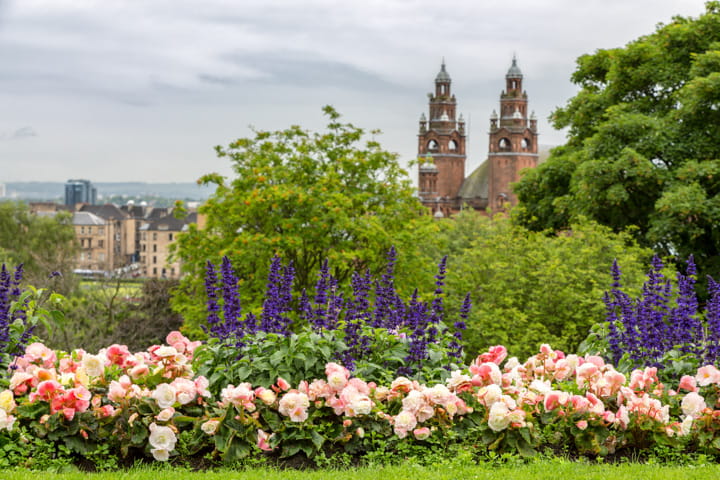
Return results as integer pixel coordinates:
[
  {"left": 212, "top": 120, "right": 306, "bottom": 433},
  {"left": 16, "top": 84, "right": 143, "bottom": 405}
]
[
  {"left": 172, "top": 106, "right": 438, "bottom": 333},
  {"left": 515, "top": 2, "right": 720, "bottom": 277}
]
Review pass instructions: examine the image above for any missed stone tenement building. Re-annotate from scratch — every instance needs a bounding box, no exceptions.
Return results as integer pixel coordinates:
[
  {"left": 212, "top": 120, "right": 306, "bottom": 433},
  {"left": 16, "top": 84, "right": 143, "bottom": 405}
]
[{"left": 417, "top": 57, "right": 539, "bottom": 217}]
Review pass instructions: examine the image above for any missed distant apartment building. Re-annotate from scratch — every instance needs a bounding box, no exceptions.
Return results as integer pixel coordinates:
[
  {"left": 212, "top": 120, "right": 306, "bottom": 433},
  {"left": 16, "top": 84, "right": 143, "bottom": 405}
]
[
  {"left": 72, "top": 211, "right": 117, "bottom": 273},
  {"left": 79, "top": 204, "right": 137, "bottom": 268},
  {"left": 65, "top": 179, "right": 97, "bottom": 207},
  {"left": 139, "top": 212, "right": 196, "bottom": 279}
]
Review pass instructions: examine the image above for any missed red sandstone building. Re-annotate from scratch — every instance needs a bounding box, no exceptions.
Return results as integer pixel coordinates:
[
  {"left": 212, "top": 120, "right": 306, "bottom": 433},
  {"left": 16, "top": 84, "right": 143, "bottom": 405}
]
[{"left": 417, "top": 57, "right": 539, "bottom": 217}]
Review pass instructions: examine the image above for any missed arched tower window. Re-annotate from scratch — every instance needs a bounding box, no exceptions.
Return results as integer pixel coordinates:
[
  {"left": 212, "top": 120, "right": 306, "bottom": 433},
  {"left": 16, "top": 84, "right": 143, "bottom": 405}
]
[
  {"left": 498, "top": 138, "right": 511, "bottom": 151},
  {"left": 448, "top": 140, "right": 457, "bottom": 151},
  {"left": 521, "top": 138, "right": 529, "bottom": 150},
  {"left": 427, "top": 140, "right": 439, "bottom": 151}
]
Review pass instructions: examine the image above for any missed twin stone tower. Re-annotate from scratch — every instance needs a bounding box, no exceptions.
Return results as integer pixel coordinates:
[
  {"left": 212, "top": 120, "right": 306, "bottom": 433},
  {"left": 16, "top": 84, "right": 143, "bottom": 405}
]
[{"left": 417, "top": 57, "right": 539, "bottom": 217}]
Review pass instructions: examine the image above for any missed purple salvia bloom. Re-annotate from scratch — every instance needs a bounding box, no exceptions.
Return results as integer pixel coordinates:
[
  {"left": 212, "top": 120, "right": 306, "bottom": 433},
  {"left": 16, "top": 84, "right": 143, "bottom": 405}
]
[
  {"left": 705, "top": 276, "right": 720, "bottom": 364},
  {"left": 450, "top": 293, "right": 471, "bottom": 360},
  {"left": 310, "top": 259, "right": 331, "bottom": 331},
  {"left": 203, "top": 260, "right": 225, "bottom": 339},
  {"left": 220, "top": 256, "right": 242, "bottom": 336}
]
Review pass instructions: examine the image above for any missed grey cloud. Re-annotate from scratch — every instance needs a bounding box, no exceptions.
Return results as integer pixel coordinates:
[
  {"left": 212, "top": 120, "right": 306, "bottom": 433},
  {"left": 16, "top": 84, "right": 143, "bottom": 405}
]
[{"left": 0, "top": 126, "right": 37, "bottom": 141}]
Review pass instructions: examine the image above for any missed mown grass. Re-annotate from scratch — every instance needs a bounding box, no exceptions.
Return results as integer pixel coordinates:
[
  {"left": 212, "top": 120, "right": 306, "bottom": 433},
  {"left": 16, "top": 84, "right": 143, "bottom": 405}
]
[{"left": 2, "top": 462, "right": 720, "bottom": 480}]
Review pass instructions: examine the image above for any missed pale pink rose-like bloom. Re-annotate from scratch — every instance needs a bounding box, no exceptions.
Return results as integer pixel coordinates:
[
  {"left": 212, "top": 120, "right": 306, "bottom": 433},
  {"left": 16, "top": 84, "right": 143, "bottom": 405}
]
[
  {"left": 424, "top": 384, "right": 452, "bottom": 406},
  {"left": 341, "top": 386, "right": 373, "bottom": 417},
  {"left": 347, "top": 378, "right": 370, "bottom": 396},
  {"left": 129, "top": 364, "right": 150, "bottom": 380},
  {"left": 195, "top": 376, "right": 211, "bottom": 398},
  {"left": 152, "top": 383, "right": 177, "bottom": 409},
  {"left": 576, "top": 420, "right": 588, "bottom": 430},
  {"left": 255, "top": 387, "right": 278, "bottom": 405},
  {"left": 172, "top": 378, "right": 197, "bottom": 405},
  {"left": 570, "top": 394, "right": 590, "bottom": 413},
  {"left": 402, "top": 390, "right": 427, "bottom": 413},
  {"left": 680, "top": 415, "right": 694, "bottom": 436},
  {"left": 0, "top": 409, "right": 16, "bottom": 431},
  {"left": 629, "top": 367, "right": 659, "bottom": 391},
  {"left": 390, "top": 377, "right": 414, "bottom": 394},
  {"left": 529, "top": 379, "right": 552, "bottom": 395},
  {"left": 586, "top": 393, "right": 605, "bottom": 415},
  {"left": 97, "top": 404, "right": 116, "bottom": 418},
  {"left": 681, "top": 391, "right": 707, "bottom": 419},
  {"left": 539, "top": 344, "right": 556, "bottom": 358},
  {"left": 356, "top": 427, "right": 365, "bottom": 438},
  {"left": 507, "top": 408, "right": 526, "bottom": 427},
  {"left": 678, "top": 375, "right": 698, "bottom": 392},
  {"left": 575, "top": 362, "right": 600, "bottom": 389},
  {"left": 9, "top": 372, "right": 35, "bottom": 396},
  {"left": 24, "top": 342, "right": 57, "bottom": 368},
  {"left": 488, "top": 401, "right": 511, "bottom": 432},
  {"left": 446, "top": 370, "right": 473, "bottom": 393},
  {"left": 325, "top": 362, "right": 350, "bottom": 391},
  {"left": 503, "top": 357, "right": 520, "bottom": 372},
  {"left": 278, "top": 391, "right": 310, "bottom": 422},
  {"left": 221, "top": 383, "right": 256, "bottom": 411},
  {"left": 307, "top": 379, "right": 332, "bottom": 401},
  {"left": 105, "top": 344, "right": 131, "bottom": 367},
  {"left": 585, "top": 355, "right": 605, "bottom": 369},
  {"left": 201, "top": 419, "right": 220, "bottom": 435},
  {"left": 156, "top": 407, "right": 175, "bottom": 422},
  {"left": 257, "top": 429, "right": 274, "bottom": 451},
  {"left": 154, "top": 346, "right": 178, "bottom": 358},
  {"left": 543, "top": 390, "right": 569, "bottom": 412},
  {"left": 476, "top": 384, "right": 503, "bottom": 407},
  {"left": 393, "top": 410, "right": 417, "bottom": 438},
  {"left": 108, "top": 380, "right": 129, "bottom": 403},
  {"left": 415, "top": 404, "right": 436, "bottom": 423},
  {"left": 373, "top": 386, "right": 391, "bottom": 401},
  {"left": 696, "top": 365, "right": 720, "bottom": 387},
  {"left": 413, "top": 426, "right": 431, "bottom": 440},
  {"left": 615, "top": 405, "right": 630, "bottom": 429}
]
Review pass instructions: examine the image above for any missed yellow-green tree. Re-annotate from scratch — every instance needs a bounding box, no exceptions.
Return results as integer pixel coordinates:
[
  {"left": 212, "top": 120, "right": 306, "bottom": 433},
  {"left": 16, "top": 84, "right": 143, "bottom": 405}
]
[{"left": 172, "top": 107, "right": 439, "bottom": 334}]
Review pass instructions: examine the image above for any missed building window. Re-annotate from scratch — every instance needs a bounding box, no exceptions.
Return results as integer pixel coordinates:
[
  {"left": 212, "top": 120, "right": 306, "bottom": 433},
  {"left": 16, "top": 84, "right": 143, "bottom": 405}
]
[
  {"left": 153, "top": 267, "right": 157, "bottom": 275},
  {"left": 169, "top": 233, "right": 173, "bottom": 241},
  {"left": 153, "top": 233, "right": 157, "bottom": 241},
  {"left": 88, "top": 238, "right": 92, "bottom": 248},
  {"left": 153, "top": 244, "right": 157, "bottom": 253},
  {"left": 153, "top": 256, "right": 157, "bottom": 264},
  {"left": 99, "top": 227, "right": 104, "bottom": 235},
  {"left": 99, "top": 253, "right": 105, "bottom": 262},
  {"left": 81, "top": 226, "right": 85, "bottom": 234},
  {"left": 87, "top": 251, "right": 92, "bottom": 260},
  {"left": 98, "top": 239, "right": 104, "bottom": 248},
  {"left": 142, "top": 244, "right": 146, "bottom": 252}
]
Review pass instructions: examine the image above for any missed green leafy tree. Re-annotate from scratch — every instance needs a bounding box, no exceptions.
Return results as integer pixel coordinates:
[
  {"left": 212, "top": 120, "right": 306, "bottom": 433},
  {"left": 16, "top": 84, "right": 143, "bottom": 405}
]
[
  {"left": 514, "top": 2, "right": 720, "bottom": 278},
  {"left": 426, "top": 210, "right": 652, "bottom": 359},
  {"left": 172, "top": 106, "right": 439, "bottom": 334},
  {"left": 0, "top": 201, "right": 78, "bottom": 294}
]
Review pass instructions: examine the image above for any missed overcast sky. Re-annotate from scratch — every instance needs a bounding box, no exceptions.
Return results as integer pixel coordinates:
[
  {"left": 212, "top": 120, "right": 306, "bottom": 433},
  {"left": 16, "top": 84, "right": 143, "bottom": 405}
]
[{"left": 0, "top": 0, "right": 711, "bottom": 184}]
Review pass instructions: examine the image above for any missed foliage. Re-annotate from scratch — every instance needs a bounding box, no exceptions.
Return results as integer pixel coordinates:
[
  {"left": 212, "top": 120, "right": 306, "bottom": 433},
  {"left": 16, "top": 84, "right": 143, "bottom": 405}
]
[
  {"left": 0, "top": 201, "right": 79, "bottom": 294},
  {"left": 193, "top": 250, "right": 467, "bottom": 394},
  {"left": 171, "top": 106, "right": 438, "bottom": 335},
  {"left": 39, "top": 279, "right": 183, "bottom": 353},
  {"left": 513, "top": 2, "right": 720, "bottom": 282},
  {"left": 582, "top": 255, "right": 720, "bottom": 381},
  {"left": 424, "top": 210, "right": 652, "bottom": 359}
]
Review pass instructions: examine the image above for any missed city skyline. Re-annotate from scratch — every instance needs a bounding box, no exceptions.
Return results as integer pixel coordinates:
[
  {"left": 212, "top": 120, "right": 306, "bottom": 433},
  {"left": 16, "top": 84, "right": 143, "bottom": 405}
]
[{"left": 0, "top": 0, "right": 710, "bottom": 183}]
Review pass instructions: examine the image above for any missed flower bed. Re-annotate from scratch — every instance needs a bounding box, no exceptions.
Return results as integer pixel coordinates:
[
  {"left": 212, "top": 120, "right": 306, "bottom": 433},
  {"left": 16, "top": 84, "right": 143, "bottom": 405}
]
[{"left": 2, "top": 333, "right": 720, "bottom": 469}]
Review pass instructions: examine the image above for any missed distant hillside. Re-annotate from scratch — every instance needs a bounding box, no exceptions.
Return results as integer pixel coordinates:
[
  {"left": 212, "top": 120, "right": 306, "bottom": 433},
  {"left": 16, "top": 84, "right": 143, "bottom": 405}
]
[{"left": 3, "top": 182, "right": 215, "bottom": 201}]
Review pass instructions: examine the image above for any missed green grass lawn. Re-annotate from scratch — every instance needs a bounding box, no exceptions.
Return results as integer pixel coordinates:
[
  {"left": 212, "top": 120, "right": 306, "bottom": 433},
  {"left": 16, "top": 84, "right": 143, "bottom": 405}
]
[{"left": 2, "top": 462, "right": 720, "bottom": 480}]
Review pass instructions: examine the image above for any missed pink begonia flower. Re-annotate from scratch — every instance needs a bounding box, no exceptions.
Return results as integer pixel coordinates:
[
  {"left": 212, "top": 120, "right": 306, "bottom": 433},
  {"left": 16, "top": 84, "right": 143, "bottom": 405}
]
[
  {"left": 151, "top": 448, "right": 170, "bottom": 462},
  {"left": 680, "top": 415, "right": 694, "bottom": 436},
  {"left": 255, "top": 387, "right": 277, "bottom": 405},
  {"left": 278, "top": 391, "right": 310, "bottom": 422},
  {"left": 469, "top": 362, "right": 502, "bottom": 386},
  {"left": 152, "top": 383, "right": 177, "bottom": 409},
  {"left": 393, "top": 410, "right": 417, "bottom": 438},
  {"left": 424, "top": 384, "right": 452, "bottom": 406},
  {"left": 325, "top": 362, "right": 350, "bottom": 392},
  {"left": 156, "top": 407, "right": 175, "bottom": 422},
  {"left": 307, "top": 379, "right": 332, "bottom": 401},
  {"left": 108, "top": 380, "right": 130, "bottom": 403},
  {"left": 585, "top": 393, "right": 605, "bottom": 415},
  {"left": 696, "top": 365, "right": 720, "bottom": 387},
  {"left": 195, "top": 376, "right": 211, "bottom": 398},
  {"left": 678, "top": 375, "right": 698, "bottom": 392},
  {"left": 340, "top": 386, "right": 373, "bottom": 417},
  {"left": 629, "top": 367, "right": 660, "bottom": 391},
  {"left": 257, "top": 429, "right": 274, "bottom": 451},
  {"left": 275, "top": 377, "right": 291, "bottom": 392},
  {"left": 390, "top": 377, "right": 414, "bottom": 394},
  {"left": 221, "top": 383, "right": 256, "bottom": 411},
  {"left": 129, "top": 364, "right": 150, "bottom": 380},
  {"left": 105, "top": 344, "right": 131, "bottom": 367},
  {"left": 172, "top": 378, "right": 197, "bottom": 405},
  {"left": 477, "top": 345, "right": 508, "bottom": 365},
  {"left": 0, "top": 409, "right": 16, "bottom": 431},
  {"left": 97, "top": 405, "right": 116, "bottom": 418},
  {"left": 24, "top": 343, "right": 57, "bottom": 368},
  {"left": 413, "top": 427, "right": 431, "bottom": 440},
  {"left": 576, "top": 420, "right": 588, "bottom": 430},
  {"left": 543, "top": 391, "right": 569, "bottom": 412},
  {"left": 9, "top": 372, "right": 35, "bottom": 396},
  {"left": 446, "top": 370, "right": 473, "bottom": 393},
  {"left": 356, "top": 427, "right": 365, "bottom": 438},
  {"left": 58, "top": 357, "right": 79, "bottom": 374},
  {"left": 681, "top": 391, "right": 707, "bottom": 419}
]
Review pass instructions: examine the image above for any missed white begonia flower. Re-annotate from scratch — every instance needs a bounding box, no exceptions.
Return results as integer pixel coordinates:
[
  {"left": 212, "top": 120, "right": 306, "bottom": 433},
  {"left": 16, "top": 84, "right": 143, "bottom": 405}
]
[
  {"left": 152, "top": 383, "right": 177, "bottom": 410},
  {"left": 82, "top": 354, "right": 105, "bottom": 377},
  {"left": 148, "top": 423, "right": 177, "bottom": 451}
]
